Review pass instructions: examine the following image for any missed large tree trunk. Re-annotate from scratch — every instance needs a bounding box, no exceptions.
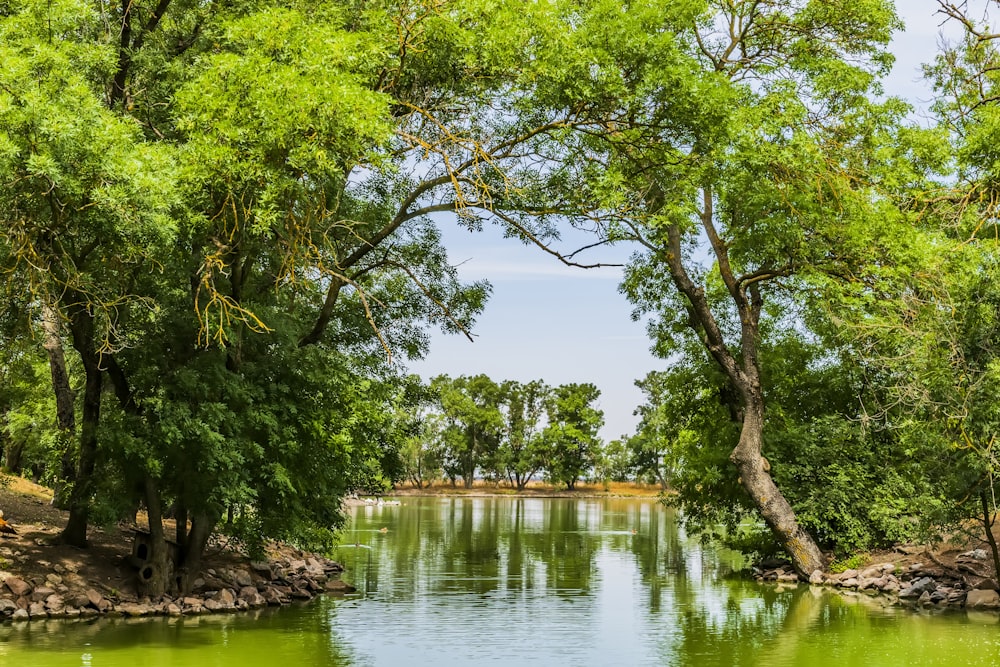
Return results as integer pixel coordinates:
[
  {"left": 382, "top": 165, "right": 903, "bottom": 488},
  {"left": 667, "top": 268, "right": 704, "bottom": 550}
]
[
  {"left": 176, "top": 511, "right": 217, "bottom": 594},
  {"left": 41, "top": 302, "right": 77, "bottom": 509},
  {"left": 137, "top": 475, "right": 172, "bottom": 598},
  {"left": 732, "top": 394, "right": 825, "bottom": 578},
  {"left": 59, "top": 304, "right": 102, "bottom": 547}
]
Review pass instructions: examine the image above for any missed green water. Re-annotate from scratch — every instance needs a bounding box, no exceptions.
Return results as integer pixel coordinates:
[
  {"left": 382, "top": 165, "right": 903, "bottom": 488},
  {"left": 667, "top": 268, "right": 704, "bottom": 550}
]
[{"left": 4, "top": 497, "right": 1000, "bottom": 666}]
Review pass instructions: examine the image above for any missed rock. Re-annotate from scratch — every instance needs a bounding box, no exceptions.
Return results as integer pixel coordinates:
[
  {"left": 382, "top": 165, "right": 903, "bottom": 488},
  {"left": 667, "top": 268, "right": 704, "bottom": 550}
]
[
  {"left": 882, "top": 579, "right": 901, "bottom": 595},
  {"left": 45, "top": 573, "right": 63, "bottom": 586},
  {"left": 52, "top": 564, "right": 66, "bottom": 574},
  {"left": 324, "top": 579, "right": 356, "bottom": 594},
  {"left": 31, "top": 586, "right": 55, "bottom": 602},
  {"left": 288, "top": 559, "right": 307, "bottom": 573},
  {"left": 45, "top": 594, "right": 65, "bottom": 612},
  {"left": 839, "top": 578, "right": 859, "bottom": 589},
  {"left": 118, "top": 602, "right": 152, "bottom": 616},
  {"left": 213, "top": 588, "right": 236, "bottom": 607},
  {"left": 63, "top": 608, "right": 80, "bottom": 618},
  {"left": 28, "top": 602, "right": 48, "bottom": 618},
  {"left": 166, "top": 603, "right": 182, "bottom": 617},
  {"left": 973, "top": 578, "right": 999, "bottom": 591},
  {"left": 182, "top": 597, "right": 201, "bottom": 607},
  {"left": 917, "top": 591, "right": 933, "bottom": 607},
  {"left": 777, "top": 573, "right": 799, "bottom": 583},
  {"left": 250, "top": 561, "right": 273, "bottom": 578},
  {"left": 80, "top": 607, "right": 99, "bottom": 618},
  {"left": 262, "top": 587, "right": 286, "bottom": 606},
  {"left": 203, "top": 599, "right": 222, "bottom": 612},
  {"left": 967, "top": 589, "right": 1000, "bottom": 609},
  {"left": 0, "top": 598, "right": 17, "bottom": 616},
  {"left": 861, "top": 564, "right": 894, "bottom": 579},
  {"left": 4, "top": 577, "right": 31, "bottom": 597},
  {"left": 960, "top": 549, "right": 989, "bottom": 561},
  {"left": 809, "top": 570, "right": 824, "bottom": 585},
  {"left": 192, "top": 578, "right": 206, "bottom": 591},
  {"left": 234, "top": 570, "right": 253, "bottom": 588},
  {"left": 834, "top": 569, "right": 859, "bottom": 581},
  {"left": 899, "top": 576, "right": 936, "bottom": 598},
  {"left": 11, "top": 608, "right": 28, "bottom": 621}
]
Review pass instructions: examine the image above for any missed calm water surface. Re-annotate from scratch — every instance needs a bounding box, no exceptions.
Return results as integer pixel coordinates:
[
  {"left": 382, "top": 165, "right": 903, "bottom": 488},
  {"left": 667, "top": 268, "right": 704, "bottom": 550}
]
[{"left": 4, "top": 496, "right": 1000, "bottom": 666}]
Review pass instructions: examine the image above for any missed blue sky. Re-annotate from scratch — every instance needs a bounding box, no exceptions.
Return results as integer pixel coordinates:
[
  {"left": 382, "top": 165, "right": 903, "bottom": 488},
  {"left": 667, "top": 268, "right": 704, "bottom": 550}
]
[{"left": 409, "top": 0, "right": 963, "bottom": 440}]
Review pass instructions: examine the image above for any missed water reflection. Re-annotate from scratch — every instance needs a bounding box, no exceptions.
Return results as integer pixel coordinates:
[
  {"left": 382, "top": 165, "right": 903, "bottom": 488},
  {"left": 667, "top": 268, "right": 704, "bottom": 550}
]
[{"left": 8, "top": 498, "right": 1000, "bottom": 666}]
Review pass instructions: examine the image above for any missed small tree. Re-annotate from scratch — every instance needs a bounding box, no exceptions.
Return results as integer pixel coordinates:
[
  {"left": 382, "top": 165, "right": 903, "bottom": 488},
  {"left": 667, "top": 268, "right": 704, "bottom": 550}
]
[{"left": 542, "top": 383, "right": 604, "bottom": 491}]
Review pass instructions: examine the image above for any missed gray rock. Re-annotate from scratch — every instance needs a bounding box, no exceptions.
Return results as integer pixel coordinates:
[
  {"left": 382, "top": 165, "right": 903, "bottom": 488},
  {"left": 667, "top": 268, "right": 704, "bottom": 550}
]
[
  {"left": 967, "top": 589, "right": 1000, "bottom": 609},
  {"left": 213, "top": 588, "right": 236, "bottom": 607},
  {"left": 834, "top": 569, "right": 859, "bottom": 581},
  {"left": 234, "top": 570, "right": 253, "bottom": 588},
  {"left": 182, "top": 596, "right": 201, "bottom": 607},
  {"left": 250, "top": 561, "right": 273, "bottom": 578},
  {"left": 960, "top": 549, "right": 989, "bottom": 561},
  {"left": 85, "top": 589, "right": 104, "bottom": 609},
  {"left": 28, "top": 601, "right": 48, "bottom": 618},
  {"left": 11, "top": 608, "right": 28, "bottom": 621},
  {"left": 45, "top": 573, "right": 63, "bottom": 586},
  {"left": 31, "top": 586, "right": 55, "bottom": 602},
  {"left": 202, "top": 598, "right": 222, "bottom": 612},
  {"left": 899, "top": 576, "right": 936, "bottom": 598},
  {"left": 0, "top": 598, "right": 17, "bottom": 615},
  {"left": 4, "top": 577, "right": 31, "bottom": 597},
  {"left": 166, "top": 603, "right": 182, "bottom": 617},
  {"left": 839, "top": 578, "right": 859, "bottom": 589},
  {"left": 45, "top": 594, "right": 65, "bottom": 612},
  {"left": 809, "top": 570, "right": 824, "bottom": 585}
]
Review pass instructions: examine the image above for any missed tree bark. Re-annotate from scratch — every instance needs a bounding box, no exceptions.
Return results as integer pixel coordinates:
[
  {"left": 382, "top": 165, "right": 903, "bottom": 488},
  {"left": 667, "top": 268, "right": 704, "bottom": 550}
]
[
  {"left": 41, "top": 302, "right": 77, "bottom": 509},
  {"left": 732, "top": 395, "right": 825, "bottom": 578},
  {"left": 58, "top": 303, "right": 102, "bottom": 547},
  {"left": 137, "top": 474, "right": 172, "bottom": 598},
  {"left": 646, "top": 198, "right": 826, "bottom": 578}
]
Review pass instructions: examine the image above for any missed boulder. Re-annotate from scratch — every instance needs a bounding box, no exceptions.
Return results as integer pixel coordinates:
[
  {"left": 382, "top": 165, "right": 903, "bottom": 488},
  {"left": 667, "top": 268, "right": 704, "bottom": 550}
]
[
  {"left": 838, "top": 578, "right": 859, "bottom": 589},
  {"left": 899, "top": 576, "right": 936, "bottom": 598},
  {"left": 31, "top": 586, "right": 55, "bottom": 602},
  {"left": 4, "top": 577, "right": 31, "bottom": 597},
  {"left": 213, "top": 588, "right": 236, "bottom": 607},
  {"left": 234, "top": 570, "right": 254, "bottom": 588},
  {"left": 45, "top": 573, "right": 63, "bottom": 586},
  {"left": 0, "top": 598, "right": 17, "bottom": 616},
  {"left": 203, "top": 599, "right": 222, "bottom": 612},
  {"left": 808, "top": 570, "right": 824, "bottom": 585},
  {"left": 118, "top": 602, "right": 152, "bottom": 617},
  {"left": 11, "top": 608, "right": 28, "bottom": 621},
  {"left": 834, "top": 569, "right": 859, "bottom": 581},
  {"left": 166, "top": 603, "right": 182, "bottom": 617},
  {"left": 45, "top": 594, "right": 65, "bottom": 612},
  {"left": 28, "top": 602, "right": 48, "bottom": 618},
  {"left": 85, "top": 589, "right": 104, "bottom": 608},
  {"left": 966, "top": 589, "right": 1000, "bottom": 609},
  {"left": 250, "top": 562, "right": 273, "bottom": 579}
]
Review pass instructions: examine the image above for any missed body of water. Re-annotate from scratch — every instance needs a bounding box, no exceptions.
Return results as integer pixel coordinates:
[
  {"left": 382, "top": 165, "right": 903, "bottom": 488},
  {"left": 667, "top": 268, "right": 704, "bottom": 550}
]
[{"left": 4, "top": 496, "right": 1000, "bottom": 665}]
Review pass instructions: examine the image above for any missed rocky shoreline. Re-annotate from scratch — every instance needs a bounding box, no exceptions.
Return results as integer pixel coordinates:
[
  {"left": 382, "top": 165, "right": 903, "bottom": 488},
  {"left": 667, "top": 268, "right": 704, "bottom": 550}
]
[
  {"left": 0, "top": 543, "right": 356, "bottom": 622},
  {"left": 754, "top": 549, "right": 1000, "bottom": 611}
]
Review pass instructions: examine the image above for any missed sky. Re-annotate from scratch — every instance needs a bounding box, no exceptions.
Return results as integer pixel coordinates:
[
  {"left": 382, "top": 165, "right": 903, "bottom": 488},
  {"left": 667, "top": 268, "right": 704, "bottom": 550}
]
[{"left": 408, "top": 1, "right": 965, "bottom": 440}]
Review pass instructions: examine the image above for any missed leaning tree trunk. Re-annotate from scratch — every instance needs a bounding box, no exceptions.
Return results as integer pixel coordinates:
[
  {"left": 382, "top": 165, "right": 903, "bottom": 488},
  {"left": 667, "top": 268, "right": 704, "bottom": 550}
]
[{"left": 731, "top": 395, "right": 825, "bottom": 578}]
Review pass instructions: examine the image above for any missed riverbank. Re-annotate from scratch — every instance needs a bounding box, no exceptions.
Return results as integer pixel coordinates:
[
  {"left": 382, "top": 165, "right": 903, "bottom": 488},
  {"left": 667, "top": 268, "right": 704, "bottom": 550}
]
[
  {"left": 755, "top": 538, "right": 1000, "bottom": 611},
  {"left": 0, "top": 477, "right": 355, "bottom": 622},
  {"left": 387, "top": 480, "right": 664, "bottom": 498}
]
